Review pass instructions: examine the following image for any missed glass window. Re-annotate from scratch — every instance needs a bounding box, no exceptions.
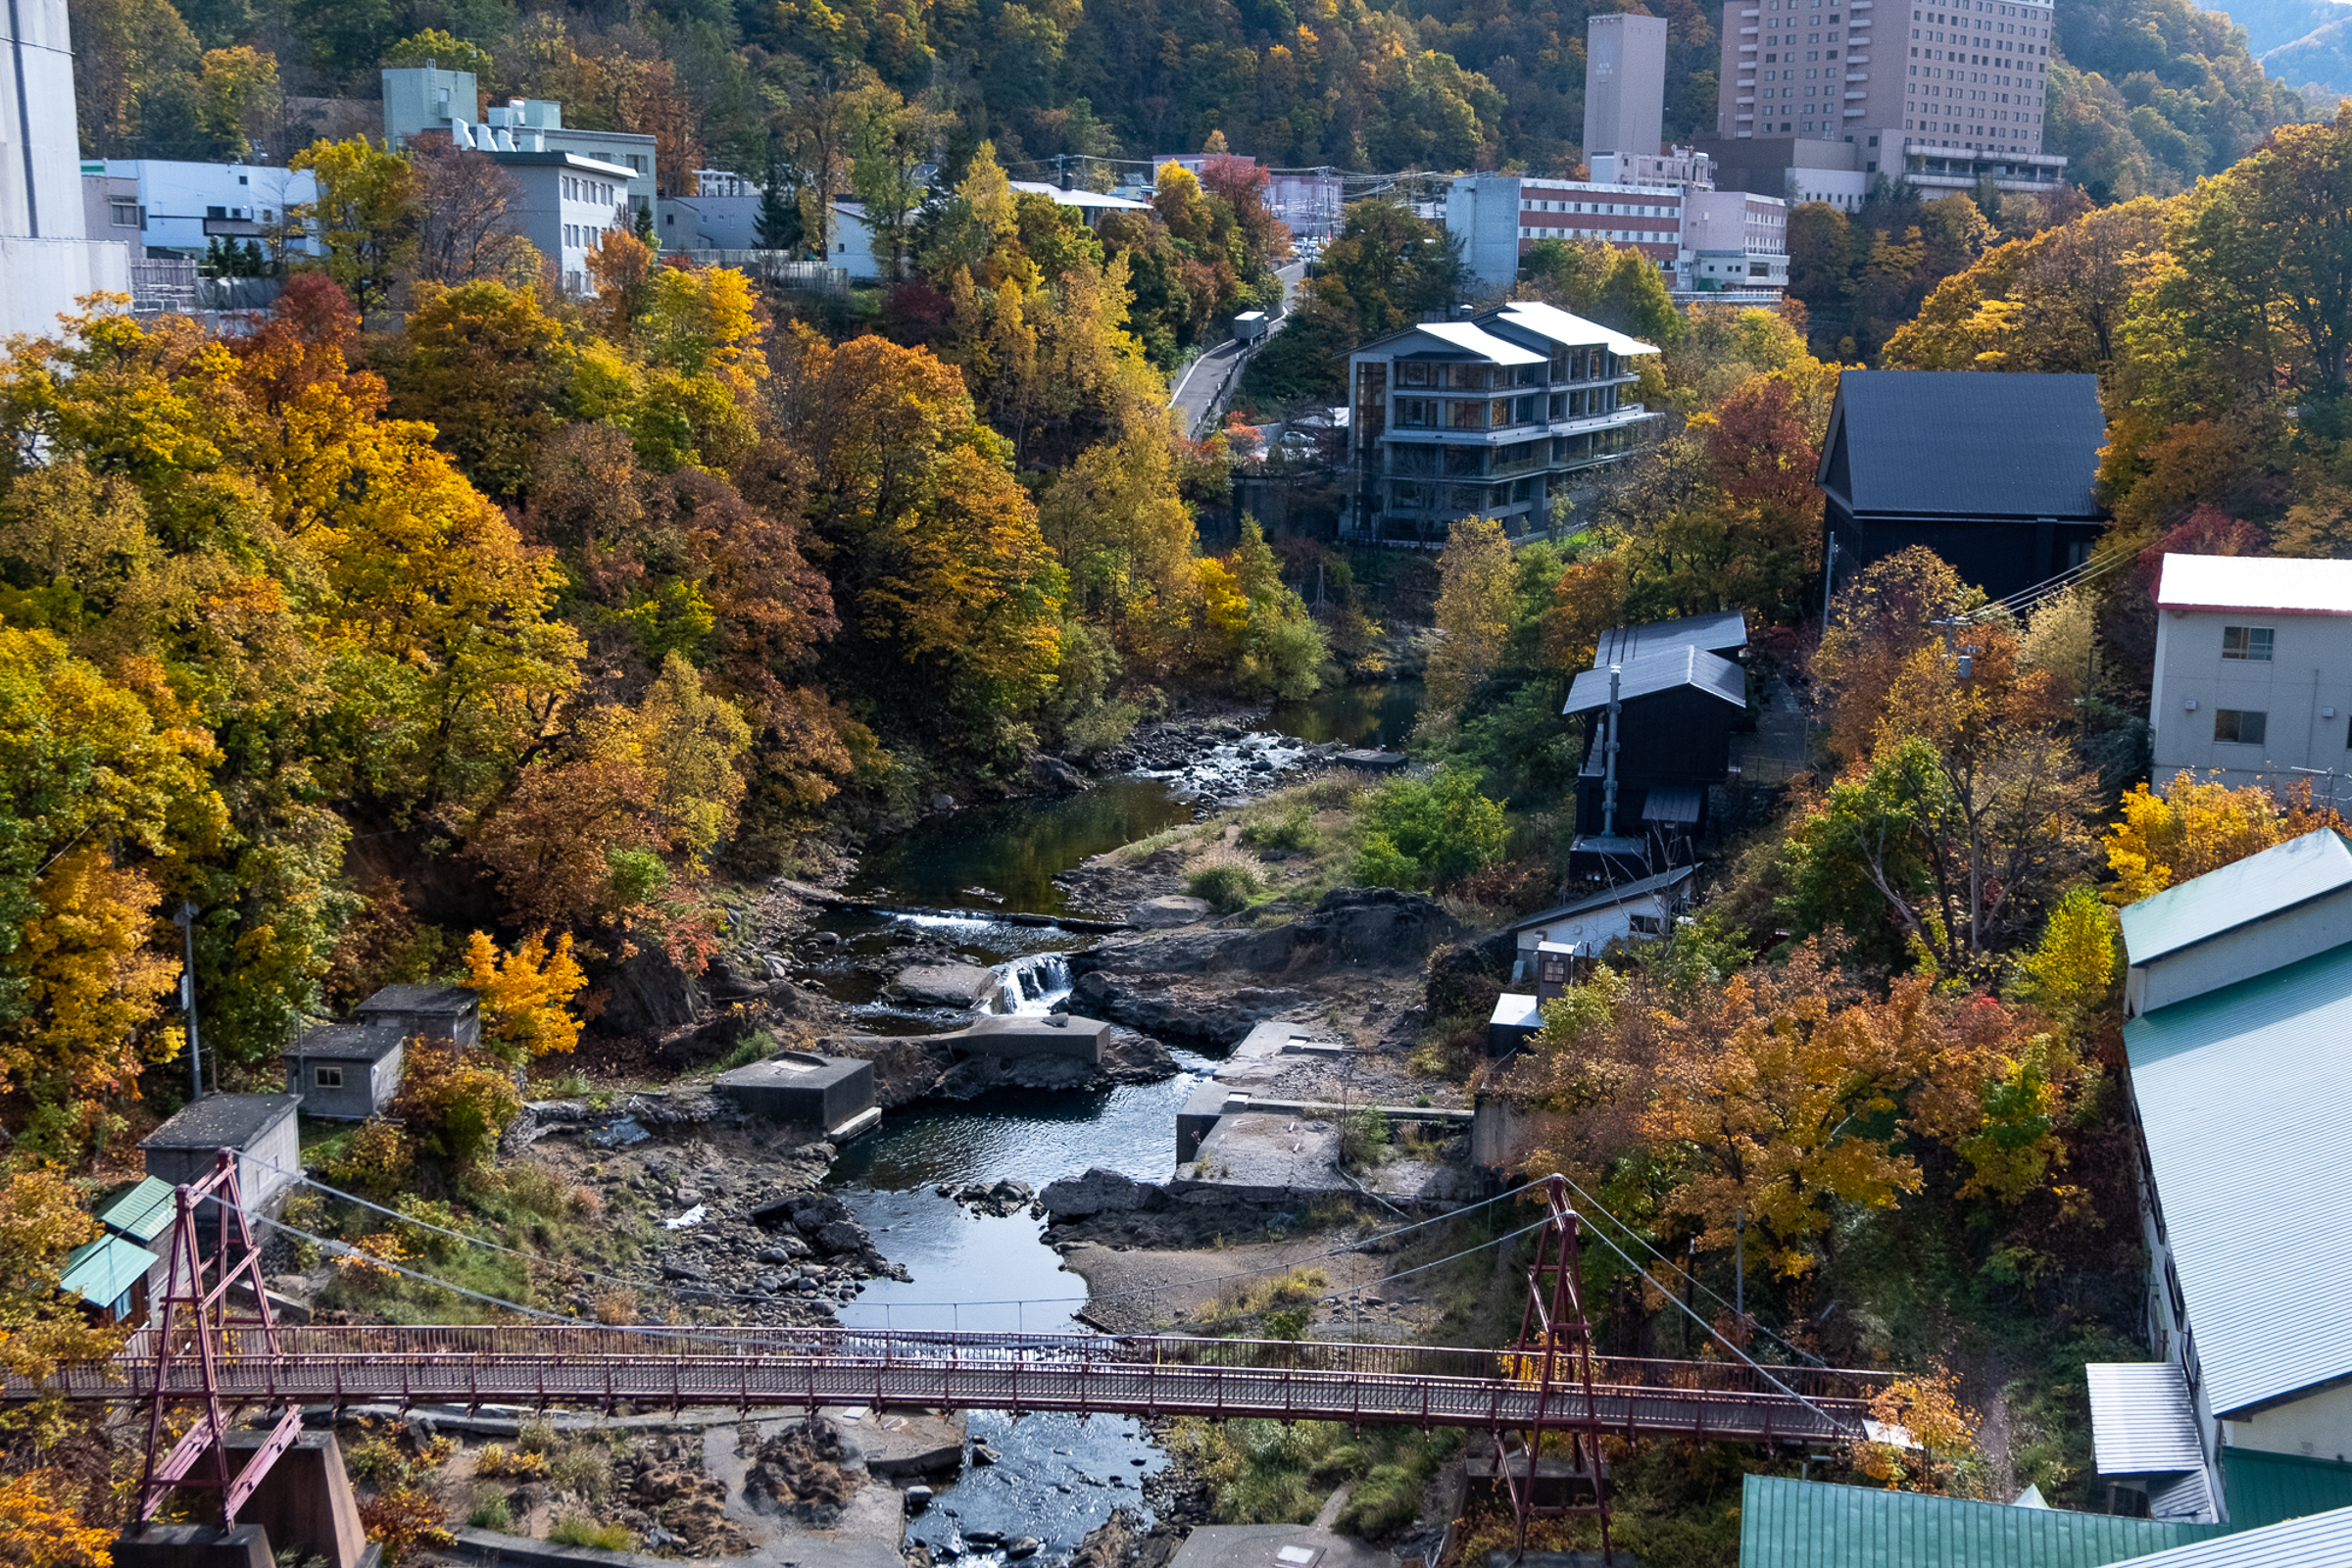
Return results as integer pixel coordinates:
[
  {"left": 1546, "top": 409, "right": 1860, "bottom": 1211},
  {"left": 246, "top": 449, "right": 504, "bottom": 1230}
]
[
  {"left": 2213, "top": 709, "right": 2268, "bottom": 745},
  {"left": 2222, "top": 625, "right": 2275, "bottom": 662},
  {"left": 315, "top": 1064, "right": 344, "bottom": 1089}
]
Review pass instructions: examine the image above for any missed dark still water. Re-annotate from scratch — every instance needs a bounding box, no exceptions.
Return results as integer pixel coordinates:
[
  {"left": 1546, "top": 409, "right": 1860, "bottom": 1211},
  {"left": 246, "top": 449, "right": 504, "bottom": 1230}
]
[
  {"left": 845, "top": 777, "right": 1192, "bottom": 914},
  {"left": 1264, "top": 677, "right": 1424, "bottom": 749}
]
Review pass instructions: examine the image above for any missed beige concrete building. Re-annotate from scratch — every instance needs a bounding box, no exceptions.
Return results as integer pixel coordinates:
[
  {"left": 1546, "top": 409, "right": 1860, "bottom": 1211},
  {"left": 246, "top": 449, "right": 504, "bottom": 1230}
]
[
  {"left": 1705, "top": 0, "right": 2065, "bottom": 201},
  {"left": 1585, "top": 15, "right": 1670, "bottom": 160}
]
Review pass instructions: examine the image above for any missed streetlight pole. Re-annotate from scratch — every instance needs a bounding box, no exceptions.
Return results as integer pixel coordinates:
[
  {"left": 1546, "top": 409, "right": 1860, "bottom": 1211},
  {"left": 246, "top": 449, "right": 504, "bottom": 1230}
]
[{"left": 172, "top": 902, "right": 202, "bottom": 1102}]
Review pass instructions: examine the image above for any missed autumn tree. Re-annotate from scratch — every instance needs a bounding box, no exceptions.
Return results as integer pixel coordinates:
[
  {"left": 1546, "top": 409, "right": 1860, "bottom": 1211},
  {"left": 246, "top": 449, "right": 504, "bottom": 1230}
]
[
  {"left": 466, "top": 929, "right": 590, "bottom": 1061},
  {"left": 406, "top": 137, "right": 539, "bottom": 291},
  {"left": 2101, "top": 771, "right": 2346, "bottom": 905},
  {"left": 384, "top": 280, "right": 568, "bottom": 501},
  {"left": 291, "top": 137, "right": 417, "bottom": 317},
  {"left": 1811, "top": 547, "right": 1974, "bottom": 765},
  {"left": 1425, "top": 516, "right": 1515, "bottom": 711}
]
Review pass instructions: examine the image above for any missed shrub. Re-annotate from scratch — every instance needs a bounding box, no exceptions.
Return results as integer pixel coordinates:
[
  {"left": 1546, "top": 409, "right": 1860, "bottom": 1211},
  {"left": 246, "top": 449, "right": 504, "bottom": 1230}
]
[
  {"left": 392, "top": 1037, "right": 523, "bottom": 1167},
  {"left": 516, "top": 1419, "right": 559, "bottom": 1456},
  {"left": 1350, "top": 768, "right": 1507, "bottom": 891},
  {"left": 1338, "top": 1107, "right": 1391, "bottom": 1171},
  {"left": 323, "top": 1118, "right": 412, "bottom": 1202},
  {"left": 466, "top": 1492, "right": 514, "bottom": 1532},
  {"left": 1185, "top": 845, "right": 1265, "bottom": 913},
  {"left": 549, "top": 1516, "right": 635, "bottom": 1552},
  {"left": 358, "top": 1486, "right": 453, "bottom": 1563},
  {"left": 593, "top": 1288, "right": 640, "bottom": 1325},
  {"left": 550, "top": 1446, "right": 612, "bottom": 1500}
]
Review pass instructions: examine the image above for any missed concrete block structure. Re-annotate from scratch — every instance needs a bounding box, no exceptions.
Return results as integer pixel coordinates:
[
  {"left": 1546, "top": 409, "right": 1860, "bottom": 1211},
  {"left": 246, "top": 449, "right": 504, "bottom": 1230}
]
[{"left": 713, "top": 1052, "right": 877, "bottom": 1130}]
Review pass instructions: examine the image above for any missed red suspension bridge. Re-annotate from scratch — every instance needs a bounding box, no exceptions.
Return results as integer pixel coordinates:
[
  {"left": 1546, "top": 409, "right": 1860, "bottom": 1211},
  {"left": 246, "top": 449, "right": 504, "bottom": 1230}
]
[{"left": 27, "top": 1160, "right": 1891, "bottom": 1557}]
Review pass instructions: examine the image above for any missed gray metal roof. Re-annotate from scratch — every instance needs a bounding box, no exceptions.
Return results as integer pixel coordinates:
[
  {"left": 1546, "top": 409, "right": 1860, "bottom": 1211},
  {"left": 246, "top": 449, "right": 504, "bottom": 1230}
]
[
  {"left": 1821, "top": 369, "right": 2106, "bottom": 519},
  {"left": 2124, "top": 940, "right": 2352, "bottom": 1416},
  {"left": 1512, "top": 864, "right": 1697, "bottom": 931},
  {"left": 2109, "top": 1505, "right": 2352, "bottom": 1566},
  {"left": 359, "top": 983, "right": 479, "bottom": 1016},
  {"left": 1595, "top": 610, "right": 1748, "bottom": 664},
  {"left": 140, "top": 1093, "right": 301, "bottom": 1151},
  {"left": 2119, "top": 830, "right": 2352, "bottom": 968},
  {"left": 283, "top": 1022, "right": 405, "bottom": 1063},
  {"left": 2087, "top": 1362, "right": 2206, "bottom": 1476},
  {"left": 1562, "top": 646, "right": 1745, "bottom": 714}
]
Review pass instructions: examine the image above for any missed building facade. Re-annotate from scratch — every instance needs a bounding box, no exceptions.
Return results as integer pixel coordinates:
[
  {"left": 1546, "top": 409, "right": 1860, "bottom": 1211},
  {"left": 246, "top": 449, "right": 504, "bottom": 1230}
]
[
  {"left": 2148, "top": 555, "right": 2352, "bottom": 797},
  {"left": 85, "top": 160, "right": 318, "bottom": 261},
  {"left": 1585, "top": 15, "right": 1669, "bottom": 160},
  {"left": 1345, "top": 300, "right": 1661, "bottom": 544},
  {"left": 1447, "top": 172, "right": 1788, "bottom": 300},
  {"left": 1703, "top": 0, "right": 2065, "bottom": 202},
  {"left": 1, "top": 0, "right": 131, "bottom": 340},
  {"left": 384, "top": 66, "right": 658, "bottom": 218}
]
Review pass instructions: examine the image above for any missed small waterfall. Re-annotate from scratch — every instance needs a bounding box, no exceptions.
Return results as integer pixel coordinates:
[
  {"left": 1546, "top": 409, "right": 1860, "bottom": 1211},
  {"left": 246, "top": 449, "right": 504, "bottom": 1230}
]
[{"left": 990, "top": 954, "right": 1074, "bottom": 1016}]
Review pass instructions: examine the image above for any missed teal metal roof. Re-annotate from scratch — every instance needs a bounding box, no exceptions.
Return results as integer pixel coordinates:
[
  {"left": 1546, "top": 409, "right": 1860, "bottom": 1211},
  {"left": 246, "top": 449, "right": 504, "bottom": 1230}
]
[
  {"left": 60, "top": 1235, "right": 155, "bottom": 1307},
  {"left": 1738, "top": 1476, "right": 2224, "bottom": 1568},
  {"left": 97, "top": 1176, "right": 175, "bottom": 1245},
  {"left": 2118, "top": 829, "right": 2352, "bottom": 967},
  {"left": 2123, "top": 941, "right": 2352, "bottom": 1417},
  {"left": 2220, "top": 1448, "right": 2352, "bottom": 1530}
]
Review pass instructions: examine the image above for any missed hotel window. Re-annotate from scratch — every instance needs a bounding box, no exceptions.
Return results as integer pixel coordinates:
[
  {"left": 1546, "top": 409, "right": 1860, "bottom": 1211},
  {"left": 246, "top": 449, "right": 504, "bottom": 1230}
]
[
  {"left": 2213, "top": 709, "right": 2267, "bottom": 746},
  {"left": 2221, "top": 625, "right": 2274, "bottom": 662}
]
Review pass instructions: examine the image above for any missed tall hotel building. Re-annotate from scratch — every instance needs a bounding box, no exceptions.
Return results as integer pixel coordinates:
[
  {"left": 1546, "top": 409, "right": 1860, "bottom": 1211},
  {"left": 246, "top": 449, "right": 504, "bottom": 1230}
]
[{"left": 1707, "top": 0, "right": 2065, "bottom": 200}]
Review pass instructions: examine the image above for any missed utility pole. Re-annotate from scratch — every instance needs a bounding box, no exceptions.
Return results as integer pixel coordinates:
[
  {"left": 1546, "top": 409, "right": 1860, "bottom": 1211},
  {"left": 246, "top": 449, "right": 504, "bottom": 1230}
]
[
  {"left": 1599, "top": 664, "right": 1623, "bottom": 838},
  {"left": 1735, "top": 1206, "right": 1744, "bottom": 1320},
  {"left": 172, "top": 902, "right": 202, "bottom": 1102}
]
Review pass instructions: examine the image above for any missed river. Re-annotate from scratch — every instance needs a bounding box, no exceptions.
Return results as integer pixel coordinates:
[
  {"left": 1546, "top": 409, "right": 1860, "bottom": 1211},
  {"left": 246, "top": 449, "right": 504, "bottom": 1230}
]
[{"left": 811, "top": 681, "right": 1421, "bottom": 1564}]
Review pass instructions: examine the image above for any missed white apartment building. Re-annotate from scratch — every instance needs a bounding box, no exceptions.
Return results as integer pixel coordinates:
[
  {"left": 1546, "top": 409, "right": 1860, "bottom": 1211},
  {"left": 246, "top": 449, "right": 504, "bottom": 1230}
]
[
  {"left": 2149, "top": 554, "right": 2352, "bottom": 798},
  {"left": 384, "top": 66, "right": 659, "bottom": 220},
  {"left": 1702, "top": 0, "right": 2065, "bottom": 204},
  {"left": 1447, "top": 173, "right": 1788, "bottom": 300},
  {"left": 86, "top": 160, "right": 318, "bottom": 261},
  {"left": 1, "top": 0, "right": 130, "bottom": 340}
]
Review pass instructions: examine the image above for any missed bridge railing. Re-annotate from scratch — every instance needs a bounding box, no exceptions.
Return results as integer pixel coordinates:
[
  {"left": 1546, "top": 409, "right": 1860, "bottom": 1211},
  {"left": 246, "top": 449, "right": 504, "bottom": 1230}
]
[{"left": 67, "top": 1324, "right": 1891, "bottom": 1405}]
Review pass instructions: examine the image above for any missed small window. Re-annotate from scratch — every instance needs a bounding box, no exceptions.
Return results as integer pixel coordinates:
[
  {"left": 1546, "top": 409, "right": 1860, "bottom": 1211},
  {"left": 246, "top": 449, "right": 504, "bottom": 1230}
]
[
  {"left": 1630, "top": 913, "right": 1665, "bottom": 934},
  {"left": 2222, "top": 625, "right": 2275, "bottom": 662},
  {"left": 315, "top": 1065, "right": 343, "bottom": 1089},
  {"left": 2214, "top": 709, "right": 2267, "bottom": 746}
]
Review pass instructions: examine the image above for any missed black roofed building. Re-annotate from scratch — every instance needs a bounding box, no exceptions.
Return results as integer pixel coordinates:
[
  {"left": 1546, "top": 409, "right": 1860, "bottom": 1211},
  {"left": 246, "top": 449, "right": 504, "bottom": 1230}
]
[
  {"left": 1564, "top": 627, "right": 1749, "bottom": 862},
  {"left": 1817, "top": 369, "right": 2108, "bottom": 601}
]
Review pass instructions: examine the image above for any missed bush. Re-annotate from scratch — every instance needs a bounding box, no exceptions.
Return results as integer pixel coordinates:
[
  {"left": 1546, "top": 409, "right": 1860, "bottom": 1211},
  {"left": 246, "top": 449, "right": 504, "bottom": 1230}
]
[
  {"left": 1185, "top": 845, "right": 1265, "bottom": 912},
  {"left": 1338, "top": 1107, "right": 1391, "bottom": 1171},
  {"left": 466, "top": 1492, "right": 514, "bottom": 1531},
  {"left": 1349, "top": 768, "right": 1507, "bottom": 891},
  {"left": 323, "top": 1118, "right": 412, "bottom": 1202},
  {"left": 392, "top": 1037, "right": 523, "bottom": 1167}
]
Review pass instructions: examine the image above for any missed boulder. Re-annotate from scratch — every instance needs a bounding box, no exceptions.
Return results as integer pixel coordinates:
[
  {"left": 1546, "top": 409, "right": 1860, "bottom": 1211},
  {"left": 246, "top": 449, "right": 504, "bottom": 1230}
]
[
  {"left": 888, "top": 962, "right": 1001, "bottom": 1008},
  {"left": 1216, "top": 886, "right": 1463, "bottom": 973},
  {"left": 1130, "top": 895, "right": 1213, "bottom": 928},
  {"left": 1028, "top": 754, "right": 1090, "bottom": 793},
  {"left": 1040, "top": 1166, "right": 1171, "bottom": 1219}
]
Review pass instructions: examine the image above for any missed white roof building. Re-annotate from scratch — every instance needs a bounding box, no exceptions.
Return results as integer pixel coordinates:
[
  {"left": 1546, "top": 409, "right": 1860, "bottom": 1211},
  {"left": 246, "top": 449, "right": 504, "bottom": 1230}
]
[{"left": 2150, "top": 553, "right": 2352, "bottom": 796}]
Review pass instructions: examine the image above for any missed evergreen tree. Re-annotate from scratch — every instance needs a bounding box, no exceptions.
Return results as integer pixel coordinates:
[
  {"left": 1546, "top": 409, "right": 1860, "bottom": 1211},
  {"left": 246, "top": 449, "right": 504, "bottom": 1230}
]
[{"left": 756, "top": 143, "right": 803, "bottom": 253}]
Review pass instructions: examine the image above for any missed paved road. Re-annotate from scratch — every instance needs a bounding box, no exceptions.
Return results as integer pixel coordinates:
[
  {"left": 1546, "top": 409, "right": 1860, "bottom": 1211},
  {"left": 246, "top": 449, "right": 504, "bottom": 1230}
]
[{"left": 1170, "top": 262, "right": 1308, "bottom": 440}]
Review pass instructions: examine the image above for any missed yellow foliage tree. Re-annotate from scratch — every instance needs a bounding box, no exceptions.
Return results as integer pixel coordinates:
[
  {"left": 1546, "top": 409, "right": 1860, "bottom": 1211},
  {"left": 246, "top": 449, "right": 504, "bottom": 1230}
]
[
  {"left": 2103, "top": 771, "right": 2344, "bottom": 906},
  {"left": 632, "top": 653, "right": 752, "bottom": 866},
  {"left": 1424, "top": 515, "right": 1515, "bottom": 712},
  {"left": 0, "top": 1468, "right": 114, "bottom": 1567},
  {"left": 465, "top": 929, "right": 590, "bottom": 1059}
]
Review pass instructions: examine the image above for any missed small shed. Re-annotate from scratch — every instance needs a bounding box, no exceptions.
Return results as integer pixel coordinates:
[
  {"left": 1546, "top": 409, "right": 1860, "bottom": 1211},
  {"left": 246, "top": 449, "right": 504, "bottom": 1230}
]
[
  {"left": 140, "top": 1094, "right": 302, "bottom": 1219},
  {"left": 1563, "top": 646, "right": 1746, "bottom": 849},
  {"left": 62, "top": 1234, "right": 159, "bottom": 1325},
  {"left": 1487, "top": 992, "right": 1544, "bottom": 1059},
  {"left": 282, "top": 1022, "right": 406, "bottom": 1120},
  {"left": 1233, "top": 310, "right": 1269, "bottom": 343},
  {"left": 1512, "top": 866, "right": 1698, "bottom": 973},
  {"left": 355, "top": 983, "right": 480, "bottom": 1047},
  {"left": 93, "top": 1175, "right": 178, "bottom": 1315}
]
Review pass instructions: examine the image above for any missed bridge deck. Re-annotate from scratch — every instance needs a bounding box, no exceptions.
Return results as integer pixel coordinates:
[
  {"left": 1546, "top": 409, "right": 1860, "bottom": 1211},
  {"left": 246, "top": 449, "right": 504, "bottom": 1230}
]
[{"left": 31, "top": 1326, "right": 1882, "bottom": 1446}]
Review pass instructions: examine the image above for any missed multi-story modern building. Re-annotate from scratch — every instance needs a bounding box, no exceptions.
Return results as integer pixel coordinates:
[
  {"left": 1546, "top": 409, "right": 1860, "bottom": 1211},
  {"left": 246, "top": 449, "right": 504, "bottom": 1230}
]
[
  {"left": 82, "top": 160, "right": 318, "bottom": 261},
  {"left": 1585, "top": 15, "right": 1669, "bottom": 162},
  {"left": 1, "top": 0, "right": 130, "bottom": 339},
  {"left": 1701, "top": 0, "right": 2065, "bottom": 203},
  {"left": 1343, "top": 299, "right": 1663, "bottom": 544},
  {"left": 1447, "top": 172, "right": 1788, "bottom": 300}
]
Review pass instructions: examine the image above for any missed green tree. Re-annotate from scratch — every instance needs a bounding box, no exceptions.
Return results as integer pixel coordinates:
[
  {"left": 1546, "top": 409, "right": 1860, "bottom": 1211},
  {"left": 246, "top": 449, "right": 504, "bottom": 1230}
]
[
  {"left": 1425, "top": 515, "right": 1514, "bottom": 712},
  {"left": 290, "top": 136, "right": 416, "bottom": 317},
  {"left": 1351, "top": 768, "right": 1507, "bottom": 891}
]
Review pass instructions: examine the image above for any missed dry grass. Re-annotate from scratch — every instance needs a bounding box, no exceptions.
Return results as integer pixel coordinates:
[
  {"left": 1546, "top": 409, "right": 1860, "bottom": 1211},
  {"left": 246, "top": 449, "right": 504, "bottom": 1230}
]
[{"left": 1195, "top": 1266, "right": 1332, "bottom": 1326}]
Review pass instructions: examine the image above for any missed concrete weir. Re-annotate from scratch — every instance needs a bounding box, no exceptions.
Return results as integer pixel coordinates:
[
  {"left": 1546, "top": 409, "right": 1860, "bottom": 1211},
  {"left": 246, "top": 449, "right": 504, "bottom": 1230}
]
[
  {"left": 932, "top": 1011, "right": 1112, "bottom": 1062},
  {"left": 712, "top": 1052, "right": 881, "bottom": 1141}
]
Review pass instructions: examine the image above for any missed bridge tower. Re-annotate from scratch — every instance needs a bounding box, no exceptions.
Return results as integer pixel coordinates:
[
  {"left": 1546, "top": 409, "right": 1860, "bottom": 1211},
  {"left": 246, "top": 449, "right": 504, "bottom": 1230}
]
[
  {"left": 1496, "top": 1174, "right": 1614, "bottom": 1561},
  {"left": 136, "top": 1149, "right": 302, "bottom": 1525}
]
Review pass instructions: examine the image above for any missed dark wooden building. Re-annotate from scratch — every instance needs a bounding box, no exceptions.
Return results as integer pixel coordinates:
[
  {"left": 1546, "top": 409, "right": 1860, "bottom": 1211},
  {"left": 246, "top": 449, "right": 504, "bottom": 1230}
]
[
  {"left": 1817, "top": 369, "right": 2107, "bottom": 602},
  {"left": 1564, "top": 640, "right": 1747, "bottom": 861}
]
